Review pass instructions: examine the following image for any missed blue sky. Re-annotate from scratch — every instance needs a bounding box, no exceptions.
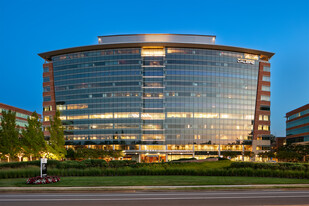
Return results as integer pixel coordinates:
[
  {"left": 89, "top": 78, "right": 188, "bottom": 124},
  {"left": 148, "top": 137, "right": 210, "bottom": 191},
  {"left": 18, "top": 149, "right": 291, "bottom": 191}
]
[{"left": 0, "top": 0, "right": 308, "bottom": 137}]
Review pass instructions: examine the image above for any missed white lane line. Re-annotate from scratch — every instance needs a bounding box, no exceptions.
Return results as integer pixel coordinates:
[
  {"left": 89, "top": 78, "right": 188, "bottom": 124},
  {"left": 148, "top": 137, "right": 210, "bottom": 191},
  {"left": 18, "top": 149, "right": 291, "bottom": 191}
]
[
  {"left": 1, "top": 191, "right": 309, "bottom": 197},
  {"left": 0, "top": 195, "right": 309, "bottom": 201}
]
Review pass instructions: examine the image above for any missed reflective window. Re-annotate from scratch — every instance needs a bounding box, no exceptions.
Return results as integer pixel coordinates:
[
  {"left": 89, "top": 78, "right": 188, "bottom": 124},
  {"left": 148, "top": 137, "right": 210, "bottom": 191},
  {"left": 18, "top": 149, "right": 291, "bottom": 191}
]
[
  {"left": 43, "top": 96, "right": 51, "bottom": 102},
  {"left": 261, "top": 95, "right": 270, "bottom": 101},
  {"left": 43, "top": 77, "right": 50, "bottom": 82}
]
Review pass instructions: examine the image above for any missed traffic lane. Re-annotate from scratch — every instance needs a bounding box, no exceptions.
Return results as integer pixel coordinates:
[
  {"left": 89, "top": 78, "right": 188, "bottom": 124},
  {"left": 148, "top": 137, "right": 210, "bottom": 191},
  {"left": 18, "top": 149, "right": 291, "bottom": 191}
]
[{"left": 1, "top": 190, "right": 309, "bottom": 206}]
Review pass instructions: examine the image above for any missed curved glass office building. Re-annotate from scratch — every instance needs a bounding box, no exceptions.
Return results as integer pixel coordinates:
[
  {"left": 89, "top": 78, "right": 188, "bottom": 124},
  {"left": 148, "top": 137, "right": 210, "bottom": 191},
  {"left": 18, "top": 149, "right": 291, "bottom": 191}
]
[{"left": 40, "top": 34, "right": 274, "bottom": 162}]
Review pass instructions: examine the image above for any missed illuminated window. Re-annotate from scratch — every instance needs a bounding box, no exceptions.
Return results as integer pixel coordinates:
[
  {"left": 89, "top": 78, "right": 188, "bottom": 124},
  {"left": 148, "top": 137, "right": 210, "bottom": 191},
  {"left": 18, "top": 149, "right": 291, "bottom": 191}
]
[
  {"left": 67, "top": 104, "right": 88, "bottom": 110},
  {"left": 142, "top": 134, "right": 165, "bottom": 141},
  {"left": 167, "top": 112, "right": 193, "bottom": 118},
  {"left": 194, "top": 113, "right": 219, "bottom": 119},
  {"left": 263, "top": 125, "right": 269, "bottom": 131},
  {"left": 90, "top": 124, "right": 113, "bottom": 129},
  {"left": 244, "top": 53, "right": 259, "bottom": 60},
  {"left": 57, "top": 105, "right": 66, "bottom": 111},
  {"left": 120, "top": 135, "right": 137, "bottom": 140},
  {"left": 141, "top": 113, "right": 165, "bottom": 120},
  {"left": 142, "top": 124, "right": 163, "bottom": 130},
  {"left": 67, "top": 115, "right": 88, "bottom": 120},
  {"left": 141, "top": 48, "right": 165, "bottom": 56},
  {"left": 43, "top": 105, "right": 52, "bottom": 112},
  {"left": 89, "top": 113, "right": 113, "bottom": 119},
  {"left": 263, "top": 115, "right": 269, "bottom": 121},
  {"left": 44, "top": 116, "right": 50, "bottom": 121},
  {"left": 244, "top": 115, "right": 254, "bottom": 120},
  {"left": 114, "top": 112, "right": 139, "bottom": 118},
  {"left": 258, "top": 125, "right": 263, "bottom": 130},
  {"left": 141, "top": 145, "right": 165, "bottom": 150},
  {"left": 60, "top": 116, "right": 67, "bottom": 120},
  {"left": 115, "top": 124, "right": 139, "bottom": 129}
]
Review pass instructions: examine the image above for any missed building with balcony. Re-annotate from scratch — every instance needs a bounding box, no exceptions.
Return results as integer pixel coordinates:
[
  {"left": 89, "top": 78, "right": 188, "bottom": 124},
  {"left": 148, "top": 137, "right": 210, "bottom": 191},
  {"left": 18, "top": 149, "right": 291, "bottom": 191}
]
[
  {"left": 286, "top": 104, "right": 309, "bottom": 145},
  {"left": 39, "top": 34, "right": 274, "bottom": 162}
]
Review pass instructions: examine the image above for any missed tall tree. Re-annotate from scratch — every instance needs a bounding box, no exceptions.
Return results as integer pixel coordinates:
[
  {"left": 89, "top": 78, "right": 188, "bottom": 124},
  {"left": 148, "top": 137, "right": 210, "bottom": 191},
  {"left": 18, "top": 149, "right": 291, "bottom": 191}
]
[
  {"left": 0, "top": 110, "right": 20, "bottom": 162},
  {"left": 21, "top": 112, "right": 46, "bottom": 161},
  {"left": 47, "top": 110, "right": 66, "bottom": 159}
]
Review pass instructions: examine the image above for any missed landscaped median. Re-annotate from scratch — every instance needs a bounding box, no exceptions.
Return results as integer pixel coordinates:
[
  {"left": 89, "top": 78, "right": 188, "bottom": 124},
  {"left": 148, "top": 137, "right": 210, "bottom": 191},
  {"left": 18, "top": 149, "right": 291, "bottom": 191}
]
[
  {"left": 0, "top": 160, "right": 309, "bottom": 181},
  {"left": 3, "top": 176, "right": 309, "bottom": 187}
]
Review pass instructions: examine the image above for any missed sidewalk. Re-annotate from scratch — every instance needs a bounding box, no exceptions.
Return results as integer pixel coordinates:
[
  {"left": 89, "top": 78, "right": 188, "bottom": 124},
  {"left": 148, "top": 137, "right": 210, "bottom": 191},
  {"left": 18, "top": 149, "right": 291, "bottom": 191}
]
[{"left": 1, "top": 184, "right": 309, "bottom": 191}]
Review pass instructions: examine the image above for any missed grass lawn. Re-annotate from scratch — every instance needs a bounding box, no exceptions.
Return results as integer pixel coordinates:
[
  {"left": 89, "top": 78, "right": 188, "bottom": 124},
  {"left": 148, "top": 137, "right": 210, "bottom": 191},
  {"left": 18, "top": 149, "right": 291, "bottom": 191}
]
[{"left": 1, "top": 176, "right": 309, "bottom": 187}]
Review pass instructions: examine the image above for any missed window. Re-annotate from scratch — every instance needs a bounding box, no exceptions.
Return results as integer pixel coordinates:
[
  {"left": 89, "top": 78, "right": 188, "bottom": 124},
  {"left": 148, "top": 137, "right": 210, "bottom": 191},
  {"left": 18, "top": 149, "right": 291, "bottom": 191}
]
[
  {"left": 259, "top": 115, "right": 269, "bottom": 121},
  {"left": 263, "top": 66, "right": 270, "bottom": 72},
  {"left": 67, "top": 104, "right": 88, "bottom": 110},
  {"left": 90, "top": 124, "right": 113, "bottom": 129},
  {"left": 263, "top": 125, "right": 269, "bottom": 131},
  {"left": 43, "top": 96, "right": 51, "bottom": 102},
  {"left": 142, "top": 124, "right": 163, "bottom": 130},
  {"left": 57, "top": 105, "right": 66, "bottom": 110},
  {"left": 43, "top": 86, "right": 50, "bottom": 92},
  {"left": 167, "top": 112, "right": 193, "bottom": 118},
  {"left": 43, "top": 105, "right": 52, "bottom": 112},
  {"left": 261, "top": 95, "right": 270, "bottom": 101},
  {"left": 67, "top": 115, "right": 88, "bottom": 120},
  {"left": 141, "top": 113, "right": 165, "bottom": 120},
  {"left": 44, "top": 116, "right": 50, "bottom": 121},
  {"left": 43, "top": 67, "right": 49, "bottom": 73},
  {"left": 258, "top": 125, "right": 263, "bottom": 130},
  {"left": 114, "top": 113, "right": 139, "bottom": 118},
  {"left": 261, "top": 86, "right": 270, "bottom": 91},
  {"left": 260, "top": 105, "right": 270, "bottom": 111},
  {"left": 43, "top": 77, "right": 50, "bottom": 83},
  {"left": 263, "top": 115, "right": 269, "bottom": 121},
  {"left": 142, "top": 134, "right": 165, "bottom": 141},
  {"left": 262, "top": 76, "right": 270, "bottom": 82},
  {"left": 89, "top": 113, "right": 113, "bottom": 119}
]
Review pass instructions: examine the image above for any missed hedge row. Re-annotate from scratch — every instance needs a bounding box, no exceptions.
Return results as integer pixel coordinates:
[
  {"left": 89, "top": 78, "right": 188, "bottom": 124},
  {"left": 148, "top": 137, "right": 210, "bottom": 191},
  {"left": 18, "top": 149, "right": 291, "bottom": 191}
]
[
  {"left": 1, "top": 167, "right": 309, "bottom": 179},
  {"left": 0, "top": 160, "right": 203, "bottom": 170},
  {"left": 230, "top": 162, "right": 309, "bottom": 171},
  {"left": 0, "top": 160, "right": 138, "bottom": 169}
]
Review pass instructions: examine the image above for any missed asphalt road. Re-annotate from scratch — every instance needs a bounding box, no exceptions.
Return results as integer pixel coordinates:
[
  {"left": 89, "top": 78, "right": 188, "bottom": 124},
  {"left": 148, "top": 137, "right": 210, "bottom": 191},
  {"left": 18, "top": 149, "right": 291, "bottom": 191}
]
[{"left": 0, "top": 190, "right": 309, "bottom": 206}]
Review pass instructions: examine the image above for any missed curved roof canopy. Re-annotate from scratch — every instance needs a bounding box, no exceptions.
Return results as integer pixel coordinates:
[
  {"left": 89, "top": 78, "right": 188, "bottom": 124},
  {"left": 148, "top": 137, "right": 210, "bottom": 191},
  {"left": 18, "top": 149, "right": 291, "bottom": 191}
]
[{"left": 38, "top": 34, "right": 274, "bottom": 61}]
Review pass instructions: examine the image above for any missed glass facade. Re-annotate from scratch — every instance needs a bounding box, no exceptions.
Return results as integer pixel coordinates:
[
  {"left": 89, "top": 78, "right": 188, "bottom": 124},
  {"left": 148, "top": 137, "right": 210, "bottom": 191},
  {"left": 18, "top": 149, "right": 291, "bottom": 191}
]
[
  {"left": 286, "top": 104, "right": 309, "bottom": 144},
  {"left": 40, "top": 35, "right": 273, "bottom": 162},
  {"left": 47, "top": 47, "right": 261, "bottom": 156}
]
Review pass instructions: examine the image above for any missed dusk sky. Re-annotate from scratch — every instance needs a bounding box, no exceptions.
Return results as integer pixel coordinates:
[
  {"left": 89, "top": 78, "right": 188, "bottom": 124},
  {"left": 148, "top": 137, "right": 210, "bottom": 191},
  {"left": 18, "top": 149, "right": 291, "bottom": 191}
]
[{"left": 0, "top": 0, "right": 308, "bottom": 137}]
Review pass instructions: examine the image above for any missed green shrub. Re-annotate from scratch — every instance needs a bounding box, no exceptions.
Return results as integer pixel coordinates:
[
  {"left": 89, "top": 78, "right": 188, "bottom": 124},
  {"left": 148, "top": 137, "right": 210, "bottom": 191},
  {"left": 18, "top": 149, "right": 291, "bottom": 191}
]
[
  {"left": 82, "top": 159, "right": 108, "bottom": 168},
  {"left": 0, "top": 161, "right": 40, "bottom": 169},
  {"left": 108, "top": 160, "right": 136, "bottom": 168},
  {"left": 229, "top": 162, "right": 309, "bottom": 171}
]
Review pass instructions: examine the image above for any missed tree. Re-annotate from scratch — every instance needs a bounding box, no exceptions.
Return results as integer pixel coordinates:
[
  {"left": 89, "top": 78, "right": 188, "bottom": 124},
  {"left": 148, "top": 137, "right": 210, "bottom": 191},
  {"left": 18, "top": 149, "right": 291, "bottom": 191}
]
[
  {"left": 47, "top": 110, "right": 66, "bottom": 159},
  {"left": 0, "top": 110, "right": 20, "bottom": 162},
  {"left": 21, "top": 112, "right": 46, "bottom": 161},
  {"left": 276, "top": 144, "right": 308, "bottom": 162},
  {"left": 244, "top": 151, "right": 254, "bottom": 158},
  {"left": 258, "top": 151, "right": 275, "bottom": 159},
  {"left": 222, "top": 151, "right": 239, "bottom": 159}
]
